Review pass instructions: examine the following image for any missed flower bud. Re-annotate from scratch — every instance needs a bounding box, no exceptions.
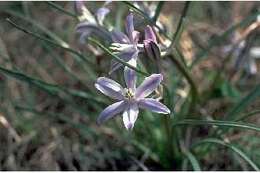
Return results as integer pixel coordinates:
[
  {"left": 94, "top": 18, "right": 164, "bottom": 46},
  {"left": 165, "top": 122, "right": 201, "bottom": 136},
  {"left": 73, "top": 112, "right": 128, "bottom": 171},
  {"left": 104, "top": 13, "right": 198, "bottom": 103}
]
[{"left": 143, "top": 25, "right": 161, "bottom": 60}]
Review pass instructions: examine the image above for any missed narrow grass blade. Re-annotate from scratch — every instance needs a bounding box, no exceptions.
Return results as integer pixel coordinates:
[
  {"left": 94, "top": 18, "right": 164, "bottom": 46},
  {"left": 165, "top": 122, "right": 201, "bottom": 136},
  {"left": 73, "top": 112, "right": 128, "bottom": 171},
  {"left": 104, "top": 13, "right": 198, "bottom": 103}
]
[
  {"left": 225, "top": 84, "right": 260, "bottom": 121},
  {"left": 192, "top": 138, "right": 259, "bottom": 171},
  {"left": 172, "top": 119, "right": 260, "bottom": 133},
  {"left": 153, "top": 2, "right": 164, "bottom": 22},
  {"left": 6, "top": 18, "right": 96, "bottom": 68},
  {"left": 15, "top": 106, "right": 96, "bottom": 137},
  {"left": 0, "top": 65, "right": 105, "bottom": 104},
  {"left": 5, "top": 10, "right": 69, "bottom": 48},
  {"left": 170, "top": 1, "right": 191, "bottom": 47},
  {"left": 236, "top": 110, "right": 260, "bottom": 121},
  {"left": 46, "top": 1, "right": 78, "bottom": 19},
  {"left": 182, "top": 149, "right": 201, "bottom": 171}
]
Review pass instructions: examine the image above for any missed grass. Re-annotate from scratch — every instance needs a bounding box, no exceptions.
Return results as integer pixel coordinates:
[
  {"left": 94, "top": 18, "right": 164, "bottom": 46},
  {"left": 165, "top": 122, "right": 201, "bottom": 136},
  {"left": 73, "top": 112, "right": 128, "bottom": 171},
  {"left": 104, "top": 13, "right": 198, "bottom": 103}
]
[{"left": 0, "top": 1, "right": 260, "bottom": 171}]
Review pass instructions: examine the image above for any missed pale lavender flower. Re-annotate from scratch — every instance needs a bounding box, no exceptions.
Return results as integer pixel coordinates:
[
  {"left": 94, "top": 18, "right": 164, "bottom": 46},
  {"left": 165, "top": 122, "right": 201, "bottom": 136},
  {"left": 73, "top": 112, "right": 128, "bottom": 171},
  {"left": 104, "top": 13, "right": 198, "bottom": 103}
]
[
  {"left": 75, "top": 0, "right": 112, "bottom": 43},
  {"left": 95, "top": 70, "right": 170, "bottom": 130},
  {"left": 109, "top": 13, "right": 141, "bottom": 74}
]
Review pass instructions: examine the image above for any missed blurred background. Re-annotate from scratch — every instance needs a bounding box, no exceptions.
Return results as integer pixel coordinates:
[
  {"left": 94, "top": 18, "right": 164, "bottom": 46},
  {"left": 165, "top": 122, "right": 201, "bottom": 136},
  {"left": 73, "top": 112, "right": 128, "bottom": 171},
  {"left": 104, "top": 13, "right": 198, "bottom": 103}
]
[{"left": 0, "top": 1, "right": 260, "bottom": 171}]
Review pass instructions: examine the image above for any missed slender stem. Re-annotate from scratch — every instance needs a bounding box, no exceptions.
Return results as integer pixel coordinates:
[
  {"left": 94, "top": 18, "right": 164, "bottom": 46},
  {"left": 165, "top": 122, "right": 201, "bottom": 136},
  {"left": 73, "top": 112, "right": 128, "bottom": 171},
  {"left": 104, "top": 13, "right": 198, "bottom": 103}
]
[
  {"left": 166, "top": 53, "right": 199, "bottom": 106},
  {"left": 6, "top": 18, "right": 96, "bottom": 67},
  {"left": 153, "top": 1, "right": 164, "bottom": 22},
  {"left": 46, "top": 1, "right": 78, "bottom": 20},
  {"left": 236, "top": 110, "right": 260, "bottom": 121},
  {"left": 162, "top": 115, "right": 174, "bottom": 165},
  {"left": 170, "top": 1, "right": 191, "bottom": 48}
]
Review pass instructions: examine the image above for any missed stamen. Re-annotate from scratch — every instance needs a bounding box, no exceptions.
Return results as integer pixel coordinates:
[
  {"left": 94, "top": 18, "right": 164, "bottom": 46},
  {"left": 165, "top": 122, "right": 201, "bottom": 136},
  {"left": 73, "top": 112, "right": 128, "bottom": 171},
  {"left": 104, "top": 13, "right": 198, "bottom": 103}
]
[{"left": 124, "top": 88, "right": 134, "bottom": 100}]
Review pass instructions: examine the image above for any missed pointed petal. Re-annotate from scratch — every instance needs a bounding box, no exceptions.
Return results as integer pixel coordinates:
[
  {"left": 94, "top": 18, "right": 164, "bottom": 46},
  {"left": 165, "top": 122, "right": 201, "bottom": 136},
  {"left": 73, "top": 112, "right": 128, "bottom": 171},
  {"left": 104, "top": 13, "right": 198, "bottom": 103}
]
[
  {"left": 109, "top": 49, "right": 138, "bottom": 74},
  {"left": 122, "top": 103, "right": 139, "bottom": 130},
  {"left": 145, "top": 25, "right": 157, "bottom": 43},
  {"left": 76, "top": 22, "right": 112, "bottom": 42},
  {"left": 95, "top": 77, "right": 124, "bottom": 100},
  {"left": 133, "top": 31, "right": 140, "bottom": 44},
  {"left": 111, "top": 30, "right": 130, "bottom": 44},
  {"left": 138, "top": 98, "right": 170, "bottom": 114},
  {"left": 97, "top": 101, "right": 127, "bottom": 124},
  {"left": 95, "top": 7, "right": 110, "bottom": 25},
  {"left": 109, "top": 60, "right": 122, "bottom": 74},
  {"left": 74, "top": 0, "right": 96, "bottom": 23},
  {"left": 124, "top": 58, "right": 137, "bottom": 89},
  {"left": 135, "top": 74, "right": 163, "bottom": 98},
  {"left": 125, "top": 13, "right": 134, "bottom": 43}
]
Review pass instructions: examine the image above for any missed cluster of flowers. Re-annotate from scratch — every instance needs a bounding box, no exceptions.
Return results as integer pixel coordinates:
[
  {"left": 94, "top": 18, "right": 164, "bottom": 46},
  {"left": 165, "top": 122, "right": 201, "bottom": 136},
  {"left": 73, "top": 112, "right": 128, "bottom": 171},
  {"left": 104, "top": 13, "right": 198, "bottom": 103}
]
[{"left": 75, "top": 1, "right": 171, "bottom": 130}]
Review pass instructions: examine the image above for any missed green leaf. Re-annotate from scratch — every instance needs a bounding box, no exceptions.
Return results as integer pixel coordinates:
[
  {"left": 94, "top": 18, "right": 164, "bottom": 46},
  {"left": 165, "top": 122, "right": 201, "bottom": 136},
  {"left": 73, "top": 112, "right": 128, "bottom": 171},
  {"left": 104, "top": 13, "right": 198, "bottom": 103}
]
[
  {"left": 170, "top": 1, "right": 191, "bottom": 47},
  {"left": 192, "top": 138, "right": 259, "bottom": 171},
  {"left": 235, "top": 110, "right": 260, "bottom": 122},
  {"left": 0, "top": 65, "right": 104, "bottom": 104},
  {"left": 153, "top": 2, "right": 164, "bottom": 22},
  {"left": 46, "top": 1, "right": 78, "bottom": 19},
  {"left": 225, "top": 84, "right": 260, "bottom": 121},
  {"left": 182, "top": 150, "right": 201, "bottom": 171},
  {"left": 172, "top": 119, "right": 260, "bottom": 132}
]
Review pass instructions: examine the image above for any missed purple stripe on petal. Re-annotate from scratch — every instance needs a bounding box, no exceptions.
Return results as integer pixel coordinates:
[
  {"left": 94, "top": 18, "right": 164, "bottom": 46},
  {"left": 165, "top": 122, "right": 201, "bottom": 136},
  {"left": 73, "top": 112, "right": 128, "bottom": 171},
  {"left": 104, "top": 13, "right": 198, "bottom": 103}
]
[
  {"left": 112, "top": 30, "right": 130, "bottom": 44},
  {"left": 125, "top": 13, "right": 134, "bottom": 43},
  {"left": 109, "top": 48, "right": 139, "bottom": 74},
  {"left": 132, "top": 31, "right": 140, "bottom": 44},
  {"left": 122, "top": 103, "right": 139, "bottom": 130},
  {"left": 97, "top": 101, "right": 127, "bottom": 124},
  {"left": 124, "top": 58, "right": 137, "bottom": 89},
  {"left": 145, "top": 25, "right": 157, "bottom": 43},
  {"left": 135, "top": 74, "right": 163, "bottom": 99},
  {"left": 138, "top": 98, "right": 170, "bottom": 114},
  {"left": 95, "top": 77, "right": 124, "bottom": 100}
]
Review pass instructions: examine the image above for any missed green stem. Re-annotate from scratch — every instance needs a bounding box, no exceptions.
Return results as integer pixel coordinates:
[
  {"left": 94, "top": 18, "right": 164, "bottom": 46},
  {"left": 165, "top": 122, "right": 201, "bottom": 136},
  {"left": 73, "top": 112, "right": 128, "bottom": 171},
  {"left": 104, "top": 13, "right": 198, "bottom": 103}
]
[
  {"left": 170, "top": 1, "right": 191, "bottom": 48},
  {"left": 153, "top": 1, "right": 164, "bottom": 22},
  {"left": 46, "top": 1, "right": 78, "bottom": 20},
  {"left": 6, "top": 18, "right": 96, "bottom": 67},
  {"left": 166, "top": 53, "right": 199, "bottom": 111}
]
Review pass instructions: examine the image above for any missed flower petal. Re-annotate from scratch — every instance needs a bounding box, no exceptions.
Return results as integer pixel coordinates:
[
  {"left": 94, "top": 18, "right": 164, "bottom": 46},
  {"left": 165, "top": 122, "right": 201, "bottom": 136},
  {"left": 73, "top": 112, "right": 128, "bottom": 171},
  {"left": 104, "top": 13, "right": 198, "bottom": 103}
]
[
  {"left": 124, "top": 60, "right": 137, "bottom": 90},
  {"left": 95, "top": 7, "right": 110, "bottom": 25},
  {"left": 145, "top": 25, "right": 157, "bottom": 43},
  {"left": 133, "top": 31, "right": 140, "bottom": 44},
  {"left": 138, "top": 98, "right": 170, "bottom": 114},
  {"left": 111, "top": 30, "right": 130, "bottom": 44},
  {"left": 76, "top": 22, "right": 112, "bottom": 43},
  {"left": 122, "top": 103, "right": 139, "bottom": 130},
  {"left": 95, "top": 77, "right": 124, "bottom": 100},
  {"left": 97, "top": 101, "right": 127, "bottom": 124},
  {"left": 109, "top": 48, "right": 138, "bottom": 74},
  {"left": 125, "top": 13, "right": 134, "bottom": 43},
  {"left": 135, "top": 74, "right": 163, "bottom": 98},
  {"left": 74, "top": 1, "right": 96, "bottom": 23}
]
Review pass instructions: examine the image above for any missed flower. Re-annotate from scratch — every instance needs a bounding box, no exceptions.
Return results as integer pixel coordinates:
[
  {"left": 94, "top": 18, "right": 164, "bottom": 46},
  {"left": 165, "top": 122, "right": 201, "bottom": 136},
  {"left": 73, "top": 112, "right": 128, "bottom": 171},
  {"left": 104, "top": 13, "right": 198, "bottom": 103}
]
[
  {"left": 109, "top": 13, "right": 141, "bottom": 74},
  {"left": 95, "top": 69, "right": 171, "bottom": 130},
  {"left": 75, "top": 0, "right": 112, "bottom": 43}
]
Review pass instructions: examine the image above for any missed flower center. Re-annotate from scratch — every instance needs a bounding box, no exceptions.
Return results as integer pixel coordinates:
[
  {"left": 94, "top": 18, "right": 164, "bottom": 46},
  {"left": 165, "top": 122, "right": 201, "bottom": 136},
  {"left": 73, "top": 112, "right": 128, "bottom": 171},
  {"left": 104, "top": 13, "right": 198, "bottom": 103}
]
[{"left": 124, "top": 88, "right": 134, "bottom": 100}]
